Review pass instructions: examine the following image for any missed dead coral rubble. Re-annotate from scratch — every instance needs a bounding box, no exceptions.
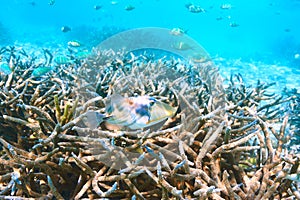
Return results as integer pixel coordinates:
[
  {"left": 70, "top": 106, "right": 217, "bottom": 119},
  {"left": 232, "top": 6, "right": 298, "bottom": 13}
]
[{"left": 0, "top": 47, "right": 299, "bottom": 199}]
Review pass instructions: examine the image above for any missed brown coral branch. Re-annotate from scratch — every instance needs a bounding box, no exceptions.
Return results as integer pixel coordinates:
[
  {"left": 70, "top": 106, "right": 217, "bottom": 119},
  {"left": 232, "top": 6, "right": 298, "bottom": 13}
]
[{"left": 196, "top": 122, "right": 225, "bottom": 168}]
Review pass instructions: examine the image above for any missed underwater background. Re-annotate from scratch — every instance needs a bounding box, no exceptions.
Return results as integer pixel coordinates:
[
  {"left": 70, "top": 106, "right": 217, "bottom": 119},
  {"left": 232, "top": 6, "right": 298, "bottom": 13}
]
[
  {"left": 1, "top": 0, "right": 300, "bottom": 199},
  {"left": 1, "top": 0, "right": 300, "bottom": 64}
]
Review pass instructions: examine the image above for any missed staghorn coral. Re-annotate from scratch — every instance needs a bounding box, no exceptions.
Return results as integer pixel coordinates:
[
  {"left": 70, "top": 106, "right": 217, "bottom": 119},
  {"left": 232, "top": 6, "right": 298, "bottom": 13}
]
[
  {"left": 283, "top": 88, "right": 300, "bottom": 152},
  {"left": 0, "top": 46, "right": 299, "bottom": 200}
]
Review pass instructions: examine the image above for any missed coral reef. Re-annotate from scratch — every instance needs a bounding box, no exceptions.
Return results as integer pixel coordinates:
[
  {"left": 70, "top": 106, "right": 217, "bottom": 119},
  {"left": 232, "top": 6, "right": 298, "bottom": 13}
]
[
  {"left": 0, "top": 45, "right": 299, "bottom": 199},
  {"left": 283, "top": 88, "right": 300, "bottom": 152}
]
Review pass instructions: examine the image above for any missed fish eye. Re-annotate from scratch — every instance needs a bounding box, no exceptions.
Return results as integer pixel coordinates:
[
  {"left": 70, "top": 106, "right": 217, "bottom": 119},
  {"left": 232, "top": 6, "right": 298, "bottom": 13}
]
[
  {"left": 149, "top": 101, "right": 155, "bottom": 106},
  {"left": 148, "top": 97, "right": 156, "bottom": 106},
  {"left": 149, "top": 98, "right": 156, "bottom": 107}
]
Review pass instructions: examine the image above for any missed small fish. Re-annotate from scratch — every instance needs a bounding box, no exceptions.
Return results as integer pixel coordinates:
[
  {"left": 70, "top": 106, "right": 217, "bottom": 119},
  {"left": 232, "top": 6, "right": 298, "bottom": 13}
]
[
  {"left": 29, "top": 1, "right": 36, "bottom": 6},
  {"left": 49, "top": 0, "right": 55, "bottom": 5},
  {"left": 285, "top": 174, "right": 300, "bottom": 182},
  {"left": 187, "top": 4, "right": 205, "bottom": 13},
  {"left": 0, "top": 62, "right": 12, "bottom": 75},
  {"left": 111, "top": 1, "right": 118, "bottom": 5},
  {"left": 94, "top": 5, "right": 102, "bottom": 10},
  {"left": 75, "top": 50, "right": 90, "bottom": 60},
  {"left": 82, "top": 94, "right": 177, "bottom": 130},
  {"left": 105, "top": 95, "right": 156, "bottom": 130},
  {"left": 125, "top": 5, "right": 135, "bottom": 11},
  {"left": 220, "top": 4, "right": 232, "bottom": 9},
  {"left": 294, "top": 53, "right": 300, "bottom": 59},
  {"left": 68, "top": 41, "right": 81, "bottom": 47},
  {"left": 230, "top": 22, "right": 240, "bottom": 27},
  {"left": 172, "top": 41, "right": 193, "bottom": 50},
  {"left": 32, "top": 66, "right": 54, "bottom": 77},
  {"left": 170, "top": 28, "right": 187, "bottom": 36},
  {"left": 61, "top": 26, "right": 71, "bottom": 33},
  {"left": 216, "top": 16, "right": 223, "bottom": 21},
  {"left": 54, "top": 56, "right": 71, "bottom": 64}
]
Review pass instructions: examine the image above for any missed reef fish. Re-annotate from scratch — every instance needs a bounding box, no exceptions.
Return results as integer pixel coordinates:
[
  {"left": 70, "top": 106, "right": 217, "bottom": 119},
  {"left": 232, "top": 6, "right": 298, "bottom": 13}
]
[
  {"left": 125, "top": 5, "right": 135, "bottom": 11},
  {"left": 32, "top": 66, "right": 54, "bottom": 77},
  {"left": 170, "top": 28, "right": 187, "bottom": 36},
  {"left": 49, "top": 0, "right": 55, "bottom": 5},
  {"left": 94, "top": 5, "right": 102, "bottom": 10},
  {"left": 82, "top": 94, "right": 177, "bottom": 130},
  {"left": 220, "top": 4, "right": 232, "bottom": 9},
  {"left": 61, "top": 26, "right": 71, "bottom": 33},
  {"left": 0, "top": 62, "right": 12, "bottom": 75},
  {"left": 29, "top": 1, "right": 36, "bottom": 6},
  {"left": 230, "top": 22, "right": 240, "bottom": 27},
  {"left": 75, "top": 51, "right": 90, "bottom": 59},
  {"left": 186, "top": 4, "right": 205, "bottom": 13},
  {"left": 54, "top": 56, "right": 71, "bottom": 64},
  {"left": 68, "top": 41, "right": 81, "bottom": 47}
]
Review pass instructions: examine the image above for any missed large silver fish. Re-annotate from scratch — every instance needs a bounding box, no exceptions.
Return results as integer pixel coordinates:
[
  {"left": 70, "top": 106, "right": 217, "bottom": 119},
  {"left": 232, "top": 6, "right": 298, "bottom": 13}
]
[{"left": 82, "top": 94, "right": 177, "bottom": 130}]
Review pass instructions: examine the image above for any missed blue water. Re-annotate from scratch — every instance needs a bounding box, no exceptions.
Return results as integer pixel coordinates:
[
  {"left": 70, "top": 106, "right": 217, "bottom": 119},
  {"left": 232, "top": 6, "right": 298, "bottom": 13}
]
[{"left": 1, "top": 0, "right": 300, "bottom": 65}]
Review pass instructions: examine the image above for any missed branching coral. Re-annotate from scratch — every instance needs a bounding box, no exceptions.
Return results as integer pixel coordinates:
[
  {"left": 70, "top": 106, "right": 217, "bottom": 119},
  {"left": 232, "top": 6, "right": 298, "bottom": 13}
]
[{"left": 0, "top": 46, "right": 299, "bottom": 199}]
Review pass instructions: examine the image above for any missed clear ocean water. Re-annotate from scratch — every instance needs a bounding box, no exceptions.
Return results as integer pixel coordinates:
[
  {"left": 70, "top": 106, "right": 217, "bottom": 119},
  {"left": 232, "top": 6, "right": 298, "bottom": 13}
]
[{"left": 0, "top": 0, "right": 299, "bottom": 84}]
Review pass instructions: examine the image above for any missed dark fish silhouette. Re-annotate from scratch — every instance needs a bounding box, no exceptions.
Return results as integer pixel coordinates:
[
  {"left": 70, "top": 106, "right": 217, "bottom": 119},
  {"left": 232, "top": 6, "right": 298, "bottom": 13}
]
[
  {"left": 49, "top": 0, "right": 55, "bottom": 5},
  {"left": 61, "top": 26, "right": 71, "bottom": 33},
  {"left": 230, "top": 22, "right": 240, "bottom": 27},
  {"left": 186, "top": 4, "right": 205, "bottom": 13},
  {"left": 125, "top": 5, "right": 135, "bottom": 11},
  {"left": 94, "top": 5, "right": 102, "bottom": 10},
  {"left": 29, "top": 1, "right": 36, "bottom": 6}
]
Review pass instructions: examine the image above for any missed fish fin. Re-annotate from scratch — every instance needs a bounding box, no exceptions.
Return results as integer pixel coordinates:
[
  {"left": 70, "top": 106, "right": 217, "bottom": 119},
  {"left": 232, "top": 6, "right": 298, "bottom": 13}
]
[
  {"left": 106, "top": 94, "right": 126, "bottom": 113},
  {"left": 109, "top": 93, "right": 124, "bottom": 102},
  {"left": 146, "top": 101, "right": 177, "bottom": 125},
  {"left": 80, "top": 110, "right": 106, "bottom": 129}
]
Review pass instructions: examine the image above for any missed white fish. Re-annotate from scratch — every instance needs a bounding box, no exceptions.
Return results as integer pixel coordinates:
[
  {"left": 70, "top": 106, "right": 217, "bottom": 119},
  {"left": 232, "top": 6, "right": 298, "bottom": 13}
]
[
  {"left": 82, "top": 94, "right": 177, "bottom": 130},
  {"left": 105, "top": 94, "right": 176, "bottom": 130},
  {"left": 170, "top": 28, "right": 187, "bottom": 36}
]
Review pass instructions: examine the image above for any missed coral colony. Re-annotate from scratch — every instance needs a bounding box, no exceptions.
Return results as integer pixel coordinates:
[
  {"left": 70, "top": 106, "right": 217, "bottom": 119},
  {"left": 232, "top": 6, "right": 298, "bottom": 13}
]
[{"left": 0, "top": 44, "right": 299, "bottom": 199}]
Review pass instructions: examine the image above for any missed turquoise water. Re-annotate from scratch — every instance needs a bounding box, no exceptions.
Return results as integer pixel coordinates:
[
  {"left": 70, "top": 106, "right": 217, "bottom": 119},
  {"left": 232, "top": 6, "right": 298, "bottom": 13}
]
[{"left": 1, "top": 0, "right": 300, "bottom": 65}]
